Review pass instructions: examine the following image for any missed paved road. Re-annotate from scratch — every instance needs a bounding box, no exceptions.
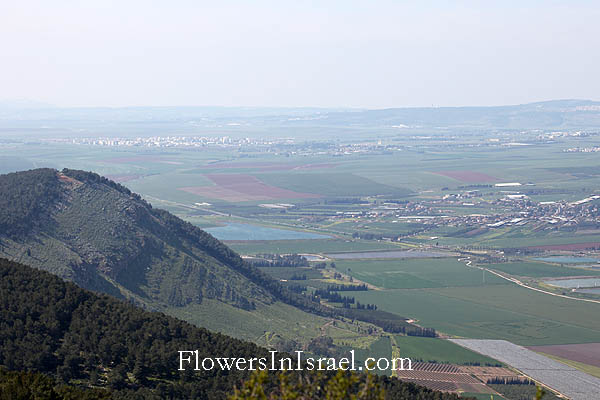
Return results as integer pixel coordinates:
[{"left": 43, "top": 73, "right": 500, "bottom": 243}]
[{"left": 450, "top": 339, "right": 600, "bottom": 400}]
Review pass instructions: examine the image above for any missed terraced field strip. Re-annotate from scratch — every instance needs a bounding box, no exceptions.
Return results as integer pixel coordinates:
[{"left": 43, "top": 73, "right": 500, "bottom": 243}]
[
  {"left": 457, "top": 365, "right": 520, "bottom": 383},
  {"left": 450, "top": 339, "right": 600, "bottom": 400},
  {"left": 397, "top": 362, "right": 494, "bottom": 394}
]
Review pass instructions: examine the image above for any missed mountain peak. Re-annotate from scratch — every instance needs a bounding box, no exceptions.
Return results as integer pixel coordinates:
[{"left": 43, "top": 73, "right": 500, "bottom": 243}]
[{"left": 0, "top": 168, "right": 272, "bottom": 311}]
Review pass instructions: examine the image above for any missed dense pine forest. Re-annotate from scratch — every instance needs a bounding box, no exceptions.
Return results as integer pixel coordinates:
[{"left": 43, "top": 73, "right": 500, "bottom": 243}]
[{"left": 0, "top": 258, "right": 465, "bottom": 399}]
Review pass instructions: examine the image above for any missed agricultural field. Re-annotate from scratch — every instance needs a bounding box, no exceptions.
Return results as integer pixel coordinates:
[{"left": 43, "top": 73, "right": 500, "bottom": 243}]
[
  {"left": 181, "top": 173, "right": 321, "bottom": 202},
  {"left": 4, "top": 121, "right": 600, "bottom": 384},
  {"left": 351, "top": 284, "right": 600, "bottom": 345},
  {"left": 393, "top": 337, "right": 501, "bottom": 365},
  {"left": 227, "top": 239, "right": 400, "bottom": 255},
  {"left": 432, "top": 170, "right": 499, "bottom": 183},
  {"left": 394, "top": 362, "right": 531, "bottom": 396},
  {"left": 256, "top": 171, "right": 413, "bottom": 197},
  {"left": 527, "top": 343, "right": 600, "bottom": 368},
  {"left": 334, "top": 258, "right": 506, "bottom": 289},
  {"left": 433, "top": 227, "right": 600, "bottom": 250},
  {"left": 485, "top": 261, "right": 600, "bottom": 278},
  {"left": 450, "top": 339, "right": 600, "bottom": 400}
]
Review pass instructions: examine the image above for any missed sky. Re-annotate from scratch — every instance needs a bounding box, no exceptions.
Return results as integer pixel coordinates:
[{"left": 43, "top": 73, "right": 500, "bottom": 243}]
[{"left": 1, "top": 0, "right": 599, "bottom": 108}]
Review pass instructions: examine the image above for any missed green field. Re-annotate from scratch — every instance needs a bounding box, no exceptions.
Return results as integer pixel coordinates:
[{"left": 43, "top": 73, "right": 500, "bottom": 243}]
[
  {"left": 432, "top": 227, "right": 600, "bottom": 249},
  {"left": 486, "top": 261, "right": 600, "bottom": 278},
  {"left": 257, "top": 172, "right": 412, "bottom": 197},
  {"left": 335, "top": 258, "right": 506, "bottom": 289},
  {"left": 227, "top": 239, "right": 400, "bottom": 255},
  {"left": 393, "top": 336, "right": 501, "bottom": 365},
  {"left": 352, "top": 284, "right": 600, "bottom": 345}
]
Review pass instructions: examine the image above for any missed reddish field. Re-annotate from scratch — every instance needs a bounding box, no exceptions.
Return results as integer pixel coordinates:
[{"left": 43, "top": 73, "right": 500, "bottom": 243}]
[
  {"left": 411, "top": 362, "right": 461, "bottom": 373},
  {"left": 458, "top": 365, "right": 520, "bottom": 382},
  {"left": 396, "top": 370, "right": 481, "bottom": 384},
  {"left": 527, "top": 343, "right": 600, "bottom": 368},
  {"left": 433, "top": 170, "right": 498, "bottom": 182},
  {"left": 179, "top": 174, "right": 320, "bottom": 202},
  {"left": 397, "top": 363, "right": 520, "bottom": 394},
  {"left": 528, "top": 242, "right": 600, "bottom": 251}
]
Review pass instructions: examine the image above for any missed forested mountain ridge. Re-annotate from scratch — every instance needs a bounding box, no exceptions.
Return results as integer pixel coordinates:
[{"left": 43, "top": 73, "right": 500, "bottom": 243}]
[
  {"left": 0, "top": 168, "right": 284, "bottom": 311},
  {"left": 0, "top": 168, "right": 431, "bottom": 347},
  {"left": 0, "top": 258, "right": 465, "bottom": 400}
]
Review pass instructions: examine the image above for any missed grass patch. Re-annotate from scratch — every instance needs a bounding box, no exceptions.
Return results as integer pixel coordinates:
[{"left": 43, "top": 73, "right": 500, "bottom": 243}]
[
  {"left": 352, "top": 284, "right": 600, "bottom": 345},
  {"left": 226, "top": 239, "right": 400, "bottom": 255},
  {"left": 486, "top": 261, "right": 600, "bottom": 278},
  {"left": 335, "top": 258, "right": 506, "bottom": 289},
  {"left": 257, "top": 172, "right": 412, "bottom": 197},
  {"left": 393, "top": 337, "right": 501, "bottom": 365}
]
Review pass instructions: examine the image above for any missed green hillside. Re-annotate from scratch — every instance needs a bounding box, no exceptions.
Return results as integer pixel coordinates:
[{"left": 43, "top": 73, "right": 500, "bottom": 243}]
[
  {"left": 0, "top": 169, "right": 339, "bottom": 346},
  {"left": 0, "top": 169, "right": 433, "bottom": 349},
  {"left": 0, "top": 258, "right": 464, "bottom": 400}
]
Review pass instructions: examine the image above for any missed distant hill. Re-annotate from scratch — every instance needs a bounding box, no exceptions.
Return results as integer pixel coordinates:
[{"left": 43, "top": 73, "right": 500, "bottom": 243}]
[
  {"left": 313, "top": 99, "right": 600, "bottom": 130},
  {"left": 1, "top": 100, "right": 598, "bottom": 138},
  {"left": 0, "top": 258, "right": 463, "bottom": 399}
]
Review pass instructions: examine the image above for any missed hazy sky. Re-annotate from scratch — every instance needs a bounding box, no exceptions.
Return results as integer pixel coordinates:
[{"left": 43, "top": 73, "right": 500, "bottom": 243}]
[{"left": 1, "top": 0, "right": 599, "bottom": 108}]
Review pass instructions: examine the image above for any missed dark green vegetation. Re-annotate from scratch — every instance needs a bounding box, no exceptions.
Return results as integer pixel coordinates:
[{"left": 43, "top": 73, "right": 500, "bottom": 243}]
[
  {"left": 0, "top": 168, "right": 62, "bottom": 236},
  {"left": 392, "top": 337, "right": 500, "bottom": 366},
  {"left": 459, "top": 393, "right": 505, "bottom": 400},
  {"left": 0, "top": 369, "right": 111, "bottom": 400},
  {"left": 0, "top": 258, "right": 267, "bottom": 398},
  {"left": 0, "top": 258, "right": 465, "bottom": 400},
  {"left": 488, "top": 384, "right": 560, "bottom": 400}
]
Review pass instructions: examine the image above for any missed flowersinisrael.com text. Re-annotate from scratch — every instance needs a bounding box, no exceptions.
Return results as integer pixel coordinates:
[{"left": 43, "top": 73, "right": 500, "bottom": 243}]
[{"left": 178, "top": 350, "right": 412, "bottom": 373}]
